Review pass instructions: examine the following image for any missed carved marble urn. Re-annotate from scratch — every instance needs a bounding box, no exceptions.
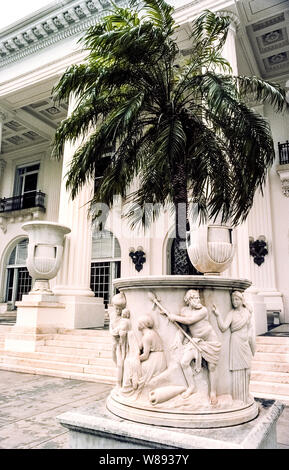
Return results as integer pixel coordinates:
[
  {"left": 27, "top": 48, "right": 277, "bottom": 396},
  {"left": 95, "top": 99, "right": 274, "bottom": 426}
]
[
  {"left": 22, "top": 221, "right": 71, "bottom": 295},
  {"left": 187, "top": 222, "right": 234, "bottom": 275},
  {"left": 107, "top": 275, "right": 258, "bottom": 429}
]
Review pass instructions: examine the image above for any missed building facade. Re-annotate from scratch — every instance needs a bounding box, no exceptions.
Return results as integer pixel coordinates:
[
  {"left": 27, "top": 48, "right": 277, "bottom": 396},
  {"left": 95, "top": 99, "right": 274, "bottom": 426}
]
[{"left": 0, "top": 0, "right": 288, "bottom": 334}]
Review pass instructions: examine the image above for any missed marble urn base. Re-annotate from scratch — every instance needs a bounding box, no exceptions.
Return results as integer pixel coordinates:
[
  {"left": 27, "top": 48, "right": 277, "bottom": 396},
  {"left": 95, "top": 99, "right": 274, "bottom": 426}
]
[
  {"left": 57, "top": 397, "right": 283, "bottom": 449},
  {"left": 108, "top": 276, "right": 259, "bottom": 429}
]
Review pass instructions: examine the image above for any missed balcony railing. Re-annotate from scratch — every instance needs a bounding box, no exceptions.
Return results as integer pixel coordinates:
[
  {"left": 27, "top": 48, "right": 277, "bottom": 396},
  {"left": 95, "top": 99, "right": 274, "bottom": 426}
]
[
  {"left": 0, "top": 191, "right": 46, "bottom": 213},
  {"left": 278, "top": 141, "right": 289, "bottom": 165}
]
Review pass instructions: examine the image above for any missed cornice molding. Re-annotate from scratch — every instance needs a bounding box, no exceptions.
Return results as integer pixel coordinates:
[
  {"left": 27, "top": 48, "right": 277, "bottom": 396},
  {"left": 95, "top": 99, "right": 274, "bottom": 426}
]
[{"left": 0, "top": 0, "right": 126, "bottom": 69}]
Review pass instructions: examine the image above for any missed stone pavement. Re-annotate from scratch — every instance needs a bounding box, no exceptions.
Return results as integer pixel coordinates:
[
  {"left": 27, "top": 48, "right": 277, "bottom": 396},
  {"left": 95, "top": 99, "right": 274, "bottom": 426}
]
[{"left": 0, "top": 370, "right": 288, "bottom": 449}]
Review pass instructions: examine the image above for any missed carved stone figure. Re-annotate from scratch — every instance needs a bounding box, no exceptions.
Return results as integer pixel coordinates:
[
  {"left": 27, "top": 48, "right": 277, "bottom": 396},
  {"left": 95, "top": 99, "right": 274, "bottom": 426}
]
[
  {"left": 107, "top": 278, "right": 259, "bottom": 428},
  {"left": 136, "top": 314, "right": 167, "bottom": 395},
  {"left": 167, "top": 289, "right": 221, "bottom": 404},
  {"left": 212, "top": 291, "right": 256, "bottom": 403},
  {"left": 117, "top": 308, "right": 131, "bottom": 364},
  {"left": 109, "top": 292, "right": 127, "bottom": 387}
]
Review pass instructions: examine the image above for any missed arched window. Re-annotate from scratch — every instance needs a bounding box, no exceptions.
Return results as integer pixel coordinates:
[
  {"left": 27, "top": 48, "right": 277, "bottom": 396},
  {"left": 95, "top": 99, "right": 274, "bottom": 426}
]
[
  {"left": 5, "top": 238, "right": 32, "bottom": 309},
  {"left": 90, "top": 229, "right": 121, "bottom": 307}
]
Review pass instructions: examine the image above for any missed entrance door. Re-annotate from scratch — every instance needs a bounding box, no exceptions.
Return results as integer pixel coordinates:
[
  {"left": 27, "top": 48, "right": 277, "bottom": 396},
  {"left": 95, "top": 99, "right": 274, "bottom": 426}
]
[
  {"left": 90, "top": 229, "right": 121, "bottom": 307},
  {"left": 5, "top": 239, "right": 32, "bottom": 309}
]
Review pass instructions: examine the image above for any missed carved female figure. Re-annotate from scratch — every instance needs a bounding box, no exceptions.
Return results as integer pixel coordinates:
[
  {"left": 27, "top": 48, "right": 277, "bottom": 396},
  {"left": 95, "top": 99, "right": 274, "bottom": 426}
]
[
  {"left": 136, "top": 314, "right": 167, "bottom": 394},
  {"left": 212, "top": 291, "right": 256, "bottom": 403}
]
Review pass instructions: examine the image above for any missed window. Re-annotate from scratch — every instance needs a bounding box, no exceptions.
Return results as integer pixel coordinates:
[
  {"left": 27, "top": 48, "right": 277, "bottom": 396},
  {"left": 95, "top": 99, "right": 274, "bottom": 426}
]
[
  {"left": 5, "top": 239, "right": 32, "bottom": 309},
  {"left": 13, "top": 162, "right": 40, "bottom": 209},
  {"left": 94, "top": 146, "right": 115, "bottom": 193},
  {"left": 90, "top": 229, "right": 121, "bottom": 307}
]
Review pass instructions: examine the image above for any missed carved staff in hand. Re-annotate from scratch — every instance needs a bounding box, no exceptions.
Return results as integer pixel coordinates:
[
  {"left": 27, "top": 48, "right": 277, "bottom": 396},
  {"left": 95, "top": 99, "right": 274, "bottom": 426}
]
[{"left": 148, "top": 291, "right": 202, "bottom": 353}]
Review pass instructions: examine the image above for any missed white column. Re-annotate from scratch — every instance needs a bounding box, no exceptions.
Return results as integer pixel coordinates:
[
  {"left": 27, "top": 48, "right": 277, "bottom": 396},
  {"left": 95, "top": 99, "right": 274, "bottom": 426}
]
[
  {"left": 247, "top": 104, "right": 284, "bottom": 322},
  {"left": 53, "top": 95, "right": 105, "bottom": 328},
  {"left": 220, "top": 12, "right": 267, "bottom": 334},
  {"left": 0, "top": 158, "right": 6, "bottom": 193},
  {"left": 220, "top": 12, "right": 251, "bottom": 280},
  {"left": 0, "top": 111, "right": 6, "bottom": 154},
  {"left": 54, "top": 154, "right": 94, "bottom": 297}
]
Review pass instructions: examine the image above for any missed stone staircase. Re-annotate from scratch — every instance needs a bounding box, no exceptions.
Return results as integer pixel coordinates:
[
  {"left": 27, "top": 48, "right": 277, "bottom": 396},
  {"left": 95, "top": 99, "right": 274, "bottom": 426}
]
[
  {"left": 250, "top": 335, "right": 289, "bottom": 403},
  {"left": 0, "top": 326, "right": 116, "bottom": 384},
  {"left": 1, "top": 326, "right": 289, "bottom": 401}
]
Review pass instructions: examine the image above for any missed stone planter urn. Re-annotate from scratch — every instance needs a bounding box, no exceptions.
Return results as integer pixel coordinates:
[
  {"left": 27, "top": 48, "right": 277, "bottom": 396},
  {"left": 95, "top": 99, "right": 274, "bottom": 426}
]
[
  {"left": 186, "top": 222, "right": 234, "bottom": 275},
  {"left": 22, "top": 221, "right": 71, "bottom": 295}
]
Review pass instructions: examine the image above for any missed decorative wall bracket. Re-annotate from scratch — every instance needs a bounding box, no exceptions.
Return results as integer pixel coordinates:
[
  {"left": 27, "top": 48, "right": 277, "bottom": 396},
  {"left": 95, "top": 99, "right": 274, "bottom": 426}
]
[
  {"left": 129, "top": 247, "right": 146, "bottom": 272},
  {"left": 276, "top": 164, "right": 289, "bottom": 197},
  {"left": 249, "top": 236, "right": 268, "bottom": 266}
]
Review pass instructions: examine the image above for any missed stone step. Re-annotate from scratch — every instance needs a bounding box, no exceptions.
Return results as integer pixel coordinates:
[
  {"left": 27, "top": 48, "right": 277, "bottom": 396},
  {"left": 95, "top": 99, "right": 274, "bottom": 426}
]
[
  {"left": 253, "top": 351, "right": 289, "bottom": 363},
  {"left": 251, "top": 360, "right": 289, "bottom": 374},
  {"left": 36, "top": 344, "right": 112, "bottom": 358},
  {"left": 0, "top": 355, "right": 116, "bottom": 377},
  {"left": 250, "top": 390, "right": 289, "bottom": 405},
  {"left": 256, "top": 336, "right": 289, "bottom": 345},
  {"left": 0, "top": 326, "right": 13, "bottom": 334},
  {"left": 52, "top": 333, "right": 112, "bottom": 344},
  {"left": 0, "top": 363, "right": 116, "bottom": 384},
  {"left": 255, "top": 344, "right": 289, "bottom": 353},
  {"left": 1, "top": 349, "right": 115, "bottom": 367},
  {"left": 251, "top": 370, "right": 289, "bottom": 384},
  {"left": 250, "top": 380, "right": 289, "bottom": 396},
  {"left": 57, "top": 328, "right": 111, "bottom": 337},
  {"left": 44, "top": 339, "right": 112, "bottom": 350}
]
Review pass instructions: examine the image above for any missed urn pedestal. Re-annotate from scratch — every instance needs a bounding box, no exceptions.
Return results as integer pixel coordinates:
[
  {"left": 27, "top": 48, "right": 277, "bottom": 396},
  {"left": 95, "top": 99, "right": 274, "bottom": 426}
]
[
  {"left": 106, "top": 276, "right": 259, "bottom": 429},
  {"left": 5, "top": 222, "right": 102, "bottom": 353}
]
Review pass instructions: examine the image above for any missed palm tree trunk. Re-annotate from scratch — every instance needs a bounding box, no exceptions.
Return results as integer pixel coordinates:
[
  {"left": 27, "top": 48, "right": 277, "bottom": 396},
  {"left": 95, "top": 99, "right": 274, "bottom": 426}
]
[{"left": 171, "top": 163, "right": 190, "bottom": 275}]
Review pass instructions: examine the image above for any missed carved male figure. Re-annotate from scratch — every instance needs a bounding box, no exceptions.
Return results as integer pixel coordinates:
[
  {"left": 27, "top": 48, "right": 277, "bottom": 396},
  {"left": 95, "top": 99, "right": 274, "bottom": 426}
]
[{"left": 167, "top": 289, "right": 221, "bottom": 404}]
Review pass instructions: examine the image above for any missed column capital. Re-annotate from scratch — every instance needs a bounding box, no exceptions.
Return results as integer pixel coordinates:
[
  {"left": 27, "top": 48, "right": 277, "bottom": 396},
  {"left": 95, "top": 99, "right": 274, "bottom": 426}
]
[
  {"left": 0, "top": 110, "right": 7, "bottom": 123},
  {"left": 0, "top": 158, "right": 7, "bottom": 171},
  {"left": 218, "top": 10, "right": 240, "bottom": 32}
]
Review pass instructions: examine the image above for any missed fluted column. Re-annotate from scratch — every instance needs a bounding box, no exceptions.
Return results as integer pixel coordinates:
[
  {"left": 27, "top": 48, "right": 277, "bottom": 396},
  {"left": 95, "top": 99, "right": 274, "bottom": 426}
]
[
  {"left": 0, "top": 111, "right": 5, "bottom": 155},
  {"left": 53, "top": 96, "right": 94, "bottom": 296},
  {"left": 52, "top": 95, "right": 104, "bottom": 328},
  {"left": 219, "top": 12, "right": 251, "bottom": 280},
  {"left": 0, "top": 158, "right": 6, "bottom": 192},
  {"left": 247, "top": 104, "right": 284, "bottom": 321},
  {"left": 219, "top": 12, "right": 267, "bottom": 334}
]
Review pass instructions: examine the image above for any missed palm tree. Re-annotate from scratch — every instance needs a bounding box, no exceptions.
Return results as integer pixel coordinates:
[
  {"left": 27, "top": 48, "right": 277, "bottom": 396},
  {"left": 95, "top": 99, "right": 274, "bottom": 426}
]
[{"left": 52, "top": 0, "right": 288, "bottom": 274}]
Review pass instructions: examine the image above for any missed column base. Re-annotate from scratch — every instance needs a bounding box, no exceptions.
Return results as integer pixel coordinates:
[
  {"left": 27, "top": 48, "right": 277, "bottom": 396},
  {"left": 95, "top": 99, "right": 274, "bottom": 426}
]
[
  {"left": 55, "top": 295, "right": 105, "bottom": 329},
  {"left": 244, "top": 287, "right": 268, "bottom": 335},
  {"left": 259, "top": 290, "right": 284, "bottom": 323},
  {"left": 5, "top": 293, "right": 105, "bottom": 353}
]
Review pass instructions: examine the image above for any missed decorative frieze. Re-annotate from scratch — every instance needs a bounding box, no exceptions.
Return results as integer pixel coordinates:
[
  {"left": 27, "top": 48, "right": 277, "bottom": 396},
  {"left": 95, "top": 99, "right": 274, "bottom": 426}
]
[{"left": 0, "top": 0, "right": 125, "bottom": 69}]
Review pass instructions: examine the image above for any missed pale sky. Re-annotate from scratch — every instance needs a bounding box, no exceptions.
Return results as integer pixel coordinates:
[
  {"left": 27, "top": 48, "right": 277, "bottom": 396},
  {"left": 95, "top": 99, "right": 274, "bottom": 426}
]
[{"left": 0, "top": 0, "right": 56, "bottom": 30}]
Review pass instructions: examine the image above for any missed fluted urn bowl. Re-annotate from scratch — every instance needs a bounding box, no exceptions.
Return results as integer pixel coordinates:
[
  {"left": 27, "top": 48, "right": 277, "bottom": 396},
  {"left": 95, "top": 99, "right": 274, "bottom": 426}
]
[
  {"left": 187, "top": 223, "right": 234, "bottom": 275},
  {"left": 22, "top": 221, "right": 71, "bottom": 294}
]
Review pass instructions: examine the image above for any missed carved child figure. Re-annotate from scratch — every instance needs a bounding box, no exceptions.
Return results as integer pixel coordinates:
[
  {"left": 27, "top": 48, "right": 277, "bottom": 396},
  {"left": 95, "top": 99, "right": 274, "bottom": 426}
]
[
  {"left": 118, "top": 308, "right": 131, "bottom": 361},
  {"left": 109, "top": 293, "right": 127, "bottom": 387}
]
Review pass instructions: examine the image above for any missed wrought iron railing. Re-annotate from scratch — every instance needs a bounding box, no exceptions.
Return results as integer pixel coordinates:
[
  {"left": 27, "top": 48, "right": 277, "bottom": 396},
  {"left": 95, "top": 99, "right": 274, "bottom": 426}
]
[
  {"left": 0, "top": 191, "right": 46, "bottom": 213},
  {"left": 278, "top": 141, "right": 289, "bottom": 165}
]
